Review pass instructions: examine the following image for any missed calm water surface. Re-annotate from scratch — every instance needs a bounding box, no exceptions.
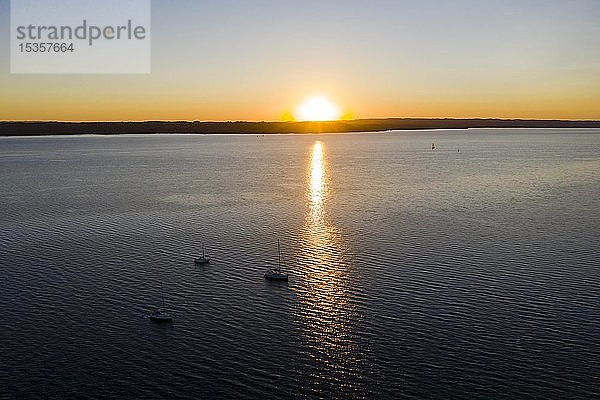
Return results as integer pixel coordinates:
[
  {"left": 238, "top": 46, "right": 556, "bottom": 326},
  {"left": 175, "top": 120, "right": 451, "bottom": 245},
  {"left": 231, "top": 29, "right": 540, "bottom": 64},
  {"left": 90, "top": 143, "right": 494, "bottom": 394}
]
[{"left": 1, "top": 129, "right": 599, "bottom": 399}]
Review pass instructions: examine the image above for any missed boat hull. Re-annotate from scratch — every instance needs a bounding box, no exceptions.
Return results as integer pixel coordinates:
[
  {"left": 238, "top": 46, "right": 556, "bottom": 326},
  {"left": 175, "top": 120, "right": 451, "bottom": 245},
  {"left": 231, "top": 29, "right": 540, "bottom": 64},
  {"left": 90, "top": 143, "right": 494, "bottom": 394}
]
[
  {"left": 149, "top": 315, "right": 173, "bottom": 323},
  {"left": 264, "top": 271, "right": 289, "bottom": 281}
]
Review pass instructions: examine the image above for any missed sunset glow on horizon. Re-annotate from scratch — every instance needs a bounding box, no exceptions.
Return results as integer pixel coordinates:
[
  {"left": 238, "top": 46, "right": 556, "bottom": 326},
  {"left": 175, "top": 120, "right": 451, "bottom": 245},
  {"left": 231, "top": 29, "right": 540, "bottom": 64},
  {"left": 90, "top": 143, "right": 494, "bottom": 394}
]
[
  {"left": 1, "top": 0, "right": 599, "bottom": 121},
  {"left": 295, "top": 96, "right": 342, "bottom": 122}
]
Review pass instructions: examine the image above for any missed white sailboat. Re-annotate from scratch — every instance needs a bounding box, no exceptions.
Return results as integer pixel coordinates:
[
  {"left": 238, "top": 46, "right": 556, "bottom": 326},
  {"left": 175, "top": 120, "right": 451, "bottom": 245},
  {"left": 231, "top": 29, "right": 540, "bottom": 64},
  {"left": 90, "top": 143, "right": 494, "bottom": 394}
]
[
  {"left": 194, "top": 243, "right": 211, "bottom": 265},
  {"left": 264, "top": 239, "right": 289, "bottom": 281},
  {"left": 149, "top": 283, "right": 173, "bottom": 323}
]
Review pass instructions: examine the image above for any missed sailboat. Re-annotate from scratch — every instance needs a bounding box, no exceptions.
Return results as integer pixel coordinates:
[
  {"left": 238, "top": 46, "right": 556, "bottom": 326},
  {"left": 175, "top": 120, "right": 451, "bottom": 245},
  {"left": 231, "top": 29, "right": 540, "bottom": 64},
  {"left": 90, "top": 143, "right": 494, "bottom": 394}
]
[
  {"left": 264, "top": 239, "right": 289, "bottom": 281},
  {"left": 194, "top": 243, "right": 211, "bottom": 265},
  {"left": 149, "top": 283, "right": 173, "bottom": 323}
]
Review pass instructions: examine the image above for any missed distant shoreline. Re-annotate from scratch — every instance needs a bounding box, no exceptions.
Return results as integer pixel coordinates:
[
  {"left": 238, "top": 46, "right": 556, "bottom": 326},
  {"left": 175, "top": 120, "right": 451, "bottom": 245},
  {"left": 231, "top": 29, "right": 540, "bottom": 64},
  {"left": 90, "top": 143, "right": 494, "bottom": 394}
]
[{"left": 1, "top": 118, "right": 600, "bottom": 136}]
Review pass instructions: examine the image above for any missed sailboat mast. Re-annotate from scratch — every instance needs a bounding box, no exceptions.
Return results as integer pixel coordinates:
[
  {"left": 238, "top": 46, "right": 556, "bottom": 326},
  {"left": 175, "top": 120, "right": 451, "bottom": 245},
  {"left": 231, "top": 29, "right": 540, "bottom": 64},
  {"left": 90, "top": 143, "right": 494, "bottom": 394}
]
[{"left": 277, "top": 239, "right": 281, "bottom": 271}]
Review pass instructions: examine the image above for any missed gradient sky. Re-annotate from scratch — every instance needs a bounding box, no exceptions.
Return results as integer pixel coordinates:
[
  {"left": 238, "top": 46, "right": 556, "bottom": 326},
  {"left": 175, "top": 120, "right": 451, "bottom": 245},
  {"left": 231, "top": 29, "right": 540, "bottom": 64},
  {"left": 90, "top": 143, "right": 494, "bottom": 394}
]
[{"left": 1, "top": 0, "right": 599, "bottom": 121}]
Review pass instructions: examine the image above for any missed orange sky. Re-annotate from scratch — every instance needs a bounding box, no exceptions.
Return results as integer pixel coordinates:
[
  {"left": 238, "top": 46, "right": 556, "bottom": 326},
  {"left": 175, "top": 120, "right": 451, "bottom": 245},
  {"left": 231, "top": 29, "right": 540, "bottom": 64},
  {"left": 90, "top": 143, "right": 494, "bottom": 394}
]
[{"left": 1, "top": 0, "right": 599, "bottom": 121}]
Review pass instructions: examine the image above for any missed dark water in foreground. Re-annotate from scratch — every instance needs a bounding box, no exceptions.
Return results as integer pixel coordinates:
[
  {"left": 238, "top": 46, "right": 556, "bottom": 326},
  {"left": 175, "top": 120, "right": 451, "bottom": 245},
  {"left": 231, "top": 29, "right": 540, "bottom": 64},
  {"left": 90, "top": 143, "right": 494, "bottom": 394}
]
[{"left": 1, "top": 129, "right": 599, "bottom": 399}]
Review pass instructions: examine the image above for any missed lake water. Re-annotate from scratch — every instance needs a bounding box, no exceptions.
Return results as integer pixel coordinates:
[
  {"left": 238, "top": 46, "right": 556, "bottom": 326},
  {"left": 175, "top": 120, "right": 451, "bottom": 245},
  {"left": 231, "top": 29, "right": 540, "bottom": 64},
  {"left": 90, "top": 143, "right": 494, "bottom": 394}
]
[{"left": 1, "top": 129, "right": 599, "bottom": 399}]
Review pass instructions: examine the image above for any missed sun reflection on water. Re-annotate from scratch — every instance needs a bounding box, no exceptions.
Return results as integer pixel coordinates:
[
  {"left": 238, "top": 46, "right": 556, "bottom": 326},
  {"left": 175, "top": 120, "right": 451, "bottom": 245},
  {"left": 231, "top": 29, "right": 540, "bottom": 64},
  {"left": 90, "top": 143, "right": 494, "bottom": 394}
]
[
  {"left": 292, "top": 140, "right": 366, "bottom": 395},
  {"left": 310, "top": 141, "right": 325, "bottom": 209}
]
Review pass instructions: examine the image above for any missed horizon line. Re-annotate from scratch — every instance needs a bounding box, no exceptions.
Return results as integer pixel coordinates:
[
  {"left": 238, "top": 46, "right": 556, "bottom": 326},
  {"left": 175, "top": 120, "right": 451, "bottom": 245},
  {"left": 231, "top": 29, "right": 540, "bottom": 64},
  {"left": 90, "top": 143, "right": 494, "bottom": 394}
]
[{"left": 2, "top": 117, "right": 600, "bottom": 123}]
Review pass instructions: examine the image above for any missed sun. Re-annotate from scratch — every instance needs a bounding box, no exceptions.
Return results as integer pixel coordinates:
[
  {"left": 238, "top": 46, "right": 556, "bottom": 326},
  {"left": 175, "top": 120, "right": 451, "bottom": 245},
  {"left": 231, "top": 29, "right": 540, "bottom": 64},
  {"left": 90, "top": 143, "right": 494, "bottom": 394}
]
[{"left": 295, "top": 95, "right": 342, "bottom": 121}]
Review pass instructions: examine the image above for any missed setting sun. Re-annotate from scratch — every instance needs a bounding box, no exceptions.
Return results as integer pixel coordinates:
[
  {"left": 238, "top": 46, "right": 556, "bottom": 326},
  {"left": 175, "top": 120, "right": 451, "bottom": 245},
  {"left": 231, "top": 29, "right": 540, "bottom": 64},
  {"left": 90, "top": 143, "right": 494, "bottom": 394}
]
[{"left": 295, "top": 95, "right": 342, "bottom": 122}]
